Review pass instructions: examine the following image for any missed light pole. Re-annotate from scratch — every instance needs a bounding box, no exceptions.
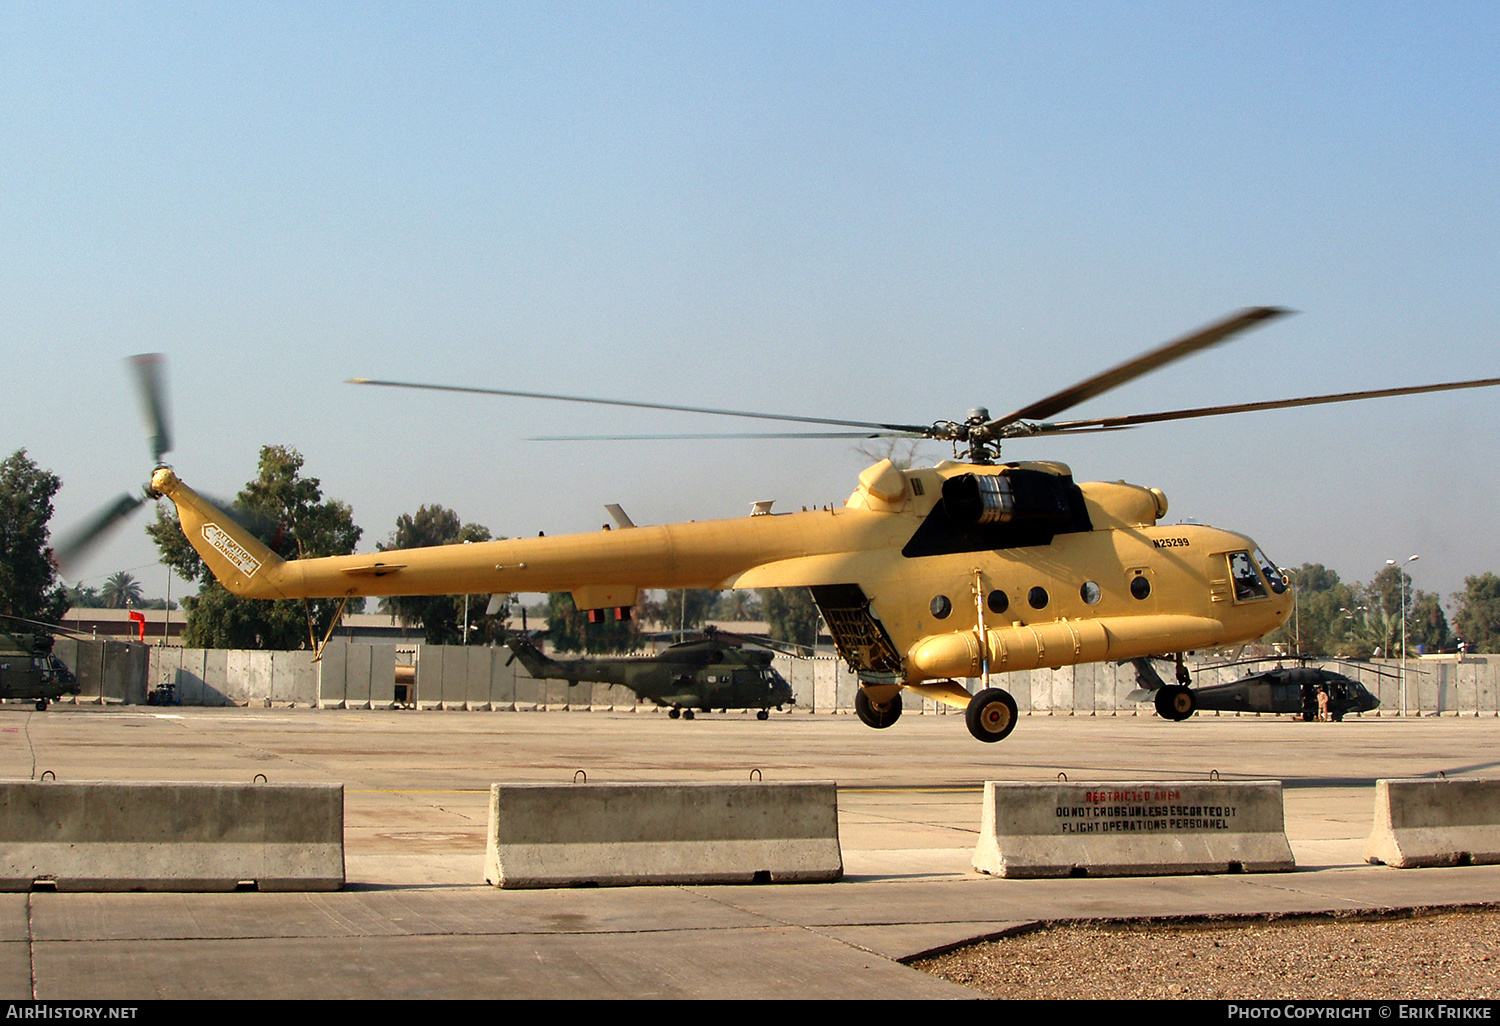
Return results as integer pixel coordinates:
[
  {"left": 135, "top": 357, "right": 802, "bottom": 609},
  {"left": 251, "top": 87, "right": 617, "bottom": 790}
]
[
  {"left": 461, "top": 540, "right": 473, "bottom": 645},
  {"left": 1338, "top": 605, "right": 1369, "bottom": 654},
  {"left": 1386, "top": 555, "right": 1419, "bottom": 716},
  {"left": 1280, "top": 567, "right": 1299, "bottom": 654}
]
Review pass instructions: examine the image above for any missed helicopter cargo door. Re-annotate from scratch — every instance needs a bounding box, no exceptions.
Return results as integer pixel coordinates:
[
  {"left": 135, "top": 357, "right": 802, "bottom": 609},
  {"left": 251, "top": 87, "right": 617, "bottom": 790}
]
[{"left": 808, "top": 584, "right": 904, "bottom": 676}]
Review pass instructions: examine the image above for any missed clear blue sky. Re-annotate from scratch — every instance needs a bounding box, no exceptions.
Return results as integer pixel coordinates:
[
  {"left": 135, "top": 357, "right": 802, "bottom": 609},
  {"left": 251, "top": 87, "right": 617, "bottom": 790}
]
[{"left": 4, "top": 2, "right": 1497, "bottom": 607}]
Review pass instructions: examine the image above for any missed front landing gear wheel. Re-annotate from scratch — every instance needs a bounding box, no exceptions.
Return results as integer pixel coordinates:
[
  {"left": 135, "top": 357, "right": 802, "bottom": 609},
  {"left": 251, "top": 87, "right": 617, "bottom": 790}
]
[
  {"left": 34, "top": 699, "right": 48, "bottom": 712},
  {"left": 966, "top": 688, "right": 1018, "bottom": 743},
  {"left": 1155, "top": 685, "right": 1196, "bottom": 721},
  {"left": 756, "top": 709, "right": 769, "bottom": 720},
  {"left": 854, "top": 688, "right": 902, "bottom": 729}
]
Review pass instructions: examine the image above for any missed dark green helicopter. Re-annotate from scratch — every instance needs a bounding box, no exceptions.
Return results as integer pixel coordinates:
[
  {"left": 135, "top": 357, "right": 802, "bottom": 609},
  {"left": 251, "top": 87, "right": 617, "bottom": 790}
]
[
  {"left": 0, "top": 629, "right": 79, "bottom": 711},
  {"left": 1127, "top": 656, "right": 1381, "bottom": 722},
  {"left": 503, "top": 627, "right": 795, "bottom": 720}
]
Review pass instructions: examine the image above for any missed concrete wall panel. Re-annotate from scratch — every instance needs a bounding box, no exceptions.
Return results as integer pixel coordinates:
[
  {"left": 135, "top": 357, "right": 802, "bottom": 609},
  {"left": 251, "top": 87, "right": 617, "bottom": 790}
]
[
  {"left": 369, "top": 645, "right": 396, "bottom": 707},
  {"left": 318, "top": 644, "right": 348, "bottom": 708}
]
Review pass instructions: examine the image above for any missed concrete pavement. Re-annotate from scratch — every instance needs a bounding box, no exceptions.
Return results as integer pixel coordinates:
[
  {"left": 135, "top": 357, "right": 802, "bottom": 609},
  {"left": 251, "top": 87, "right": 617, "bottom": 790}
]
[{"left": 2, "top": 705, "right": 1497, "bottom": 999}]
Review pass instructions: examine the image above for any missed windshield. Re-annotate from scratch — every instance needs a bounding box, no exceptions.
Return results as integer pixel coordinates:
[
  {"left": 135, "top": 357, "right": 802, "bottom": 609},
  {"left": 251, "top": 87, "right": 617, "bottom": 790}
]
[{"left": 1253, "top": 549, "right": 1289, "bottom": 594}]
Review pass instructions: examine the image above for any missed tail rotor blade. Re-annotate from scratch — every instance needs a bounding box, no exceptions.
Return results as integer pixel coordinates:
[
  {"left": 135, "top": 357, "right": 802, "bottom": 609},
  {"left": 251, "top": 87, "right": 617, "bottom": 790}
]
[
  {"left": 129, "top": 353, "right": 172, "bottom": 464},
  {"left": 53, "top": 492, "right": 147, "bottom": 570}
]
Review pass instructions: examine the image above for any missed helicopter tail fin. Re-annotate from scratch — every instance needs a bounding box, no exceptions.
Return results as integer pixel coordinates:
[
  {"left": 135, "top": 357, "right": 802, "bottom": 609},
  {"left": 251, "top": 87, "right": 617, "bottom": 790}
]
[
  {"left": 503, "top": 634, "right": 561, "bottom": 679},
  {"left": 149, "top": 468, "right": 289, "bottom": 599}
]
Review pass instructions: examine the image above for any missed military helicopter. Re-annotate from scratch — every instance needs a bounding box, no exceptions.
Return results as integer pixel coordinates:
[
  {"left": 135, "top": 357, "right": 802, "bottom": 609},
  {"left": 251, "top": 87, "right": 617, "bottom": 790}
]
[
  {"left": 69, "top": 308, "right": 1500, "bottom": 742},
  {"left": 1126, "top": 656, "right": 1381, "bottom": 722},
  {"left": 0, "top": 623, "right": 79, "bottom": 711},
  {"left": 502, "top": 627, "right": 794, "bottom": 719}
]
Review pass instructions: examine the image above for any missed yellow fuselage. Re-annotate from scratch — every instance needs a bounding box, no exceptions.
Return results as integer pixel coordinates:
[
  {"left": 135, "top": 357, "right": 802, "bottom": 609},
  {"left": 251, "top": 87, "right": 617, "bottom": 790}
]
[{"left": 152, "top": 458, "right": 1290, "bottom": 686}]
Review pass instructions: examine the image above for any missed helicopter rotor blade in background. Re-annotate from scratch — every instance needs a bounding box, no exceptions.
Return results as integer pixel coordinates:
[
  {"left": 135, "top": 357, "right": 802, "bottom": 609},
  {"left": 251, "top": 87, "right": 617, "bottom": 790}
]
[
  {"left": 351, "top": 309, "right": 1292, "bottom": 456},
  {"left": 1024, "top": 376, "right": 1500, "bottom": 436},
  {"left": 988, "top": 306, "right": 1291, "bottom": 433},
  {"left": 349, "top": 308, "right": 1500, "bottom": 462},
  {"left": 130, "top": 353, "right": 172, "bottom": 464},
  {"left": 524, "top": 430, "right": 927, "bottom": 441},
  {"left": 349, "top": 377, "right": 932, "bottom": 435}
]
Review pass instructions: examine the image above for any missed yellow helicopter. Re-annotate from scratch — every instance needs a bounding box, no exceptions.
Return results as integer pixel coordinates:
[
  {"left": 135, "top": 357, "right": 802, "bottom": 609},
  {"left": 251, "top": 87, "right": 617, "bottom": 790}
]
[{"left": 101, "top": 309, "right": 1500, "bottom": 742}]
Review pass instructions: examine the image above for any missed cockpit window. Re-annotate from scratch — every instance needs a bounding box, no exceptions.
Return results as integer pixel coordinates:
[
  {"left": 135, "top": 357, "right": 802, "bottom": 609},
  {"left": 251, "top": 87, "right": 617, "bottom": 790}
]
[
  {"left": 1228, "top": 551, "right": 1268, "bottom": 601},
  {"left": 1253, "top": 549, "right": 1288, "bottom": 594}
]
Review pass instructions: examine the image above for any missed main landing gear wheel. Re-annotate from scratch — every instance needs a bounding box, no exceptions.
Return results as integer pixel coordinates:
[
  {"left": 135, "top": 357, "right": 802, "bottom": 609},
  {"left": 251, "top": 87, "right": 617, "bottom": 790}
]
[
  {"left": 668, "top": 707, "right": 681, "bottom": 719},
  {"left": 965, "top": 688, "right": 1018, "bottom": 743},
  {"left": 1155, "top": 685, "right": 1196, "bottom": 721},
  {"left": 756, "top": 709, "right": 769, "bottom": 720},
  {"left": 34, "top": 699, "right": 48, "bottom": 712},
  {"left": 683, "top": 708, "right": 695, "bottom": 720},
  {"left": 854, "top": 689, "right": 902, "bottom": 729}
]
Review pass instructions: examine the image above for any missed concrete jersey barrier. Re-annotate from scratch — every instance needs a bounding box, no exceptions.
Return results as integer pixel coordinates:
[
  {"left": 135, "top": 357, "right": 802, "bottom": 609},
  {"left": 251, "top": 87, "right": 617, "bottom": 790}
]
[
  {"left": 972, "top": 780, "right": 1296, "bottom": 878},
  {"left": 484, "top": 781, "right": 842, "bottom": 888},
  {"left": 0, "top": 780, "right": 344, "bottom": 892},
  {"left": 1364, "top": 777, "right": 1500, "bottom": 869}
]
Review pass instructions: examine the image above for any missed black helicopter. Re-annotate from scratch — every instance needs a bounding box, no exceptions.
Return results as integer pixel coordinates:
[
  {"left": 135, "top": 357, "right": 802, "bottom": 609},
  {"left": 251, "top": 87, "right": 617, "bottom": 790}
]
[
  {"left": 1127, "top": 656, "right": 1381, "bottom": 722},
  {"left": 0, "top": 627, "right": 79, "bottom": 711},
  {"left": 502, "top": 627, "right": 795, "bottom": 719}
]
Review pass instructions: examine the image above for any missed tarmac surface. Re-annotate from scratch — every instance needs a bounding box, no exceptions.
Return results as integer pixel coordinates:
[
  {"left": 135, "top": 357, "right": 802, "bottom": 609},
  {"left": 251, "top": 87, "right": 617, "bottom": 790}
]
[{"left": 2, "top": 704, "right": 1498, "bottom": 1000}]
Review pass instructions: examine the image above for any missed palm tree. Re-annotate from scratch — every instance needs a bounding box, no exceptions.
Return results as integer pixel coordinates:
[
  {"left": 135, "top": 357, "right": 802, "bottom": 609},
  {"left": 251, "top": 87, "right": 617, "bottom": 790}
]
[{"left": 100, "top": 571, "right": 143, "bottom": 609}]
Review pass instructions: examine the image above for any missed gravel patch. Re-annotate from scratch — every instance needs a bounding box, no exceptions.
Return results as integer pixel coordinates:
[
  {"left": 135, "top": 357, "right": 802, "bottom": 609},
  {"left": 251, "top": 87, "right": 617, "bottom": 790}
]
[{"left": 912, "top": 907, "right": 1500, "bottom": 1001}]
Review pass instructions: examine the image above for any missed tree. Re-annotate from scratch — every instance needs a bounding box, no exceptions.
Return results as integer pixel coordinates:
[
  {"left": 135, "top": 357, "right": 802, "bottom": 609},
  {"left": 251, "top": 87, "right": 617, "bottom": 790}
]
[
  {"left": 0, "top": 450, "right": 69, "bottom": 625},
  {"left": 710, "top": 590, "right": 762, "bottom": 622},
  {"left": 1406, "top": 591, "right": 1450, "bottom": 653},
  {"left": 1367, "top": 564, "right": 1415, "bottom": 656},
  {"left": 100, "top": 571, "right": 144, "bottom": 609},
  {"left": 65, "top": 582, "right": 101, "bottom": 608},
  {"left": 1452, "top": 573, "right": 1500, "bottom": 653},
  {"left": 377, "top": 506, "right": 507, "bottom": 644},
  {"left": 659, "top": 589, "right": 717, "bottom": 632},
  {"left": 1267, "top": 563, "right": 1351, "bottom": 655},
  {"left": 760, "top": 588, "right": 820, "bottom": 648},
  {"left": 147, "top": 446, "right": 362, "bottom": 649}
]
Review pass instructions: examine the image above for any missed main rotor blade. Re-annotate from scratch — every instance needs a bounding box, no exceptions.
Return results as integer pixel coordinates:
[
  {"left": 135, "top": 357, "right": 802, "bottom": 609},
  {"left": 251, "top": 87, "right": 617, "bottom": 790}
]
[
  {"left": 53, "top": 492, "right": 146, "bottom": 569},
  {"left": 349, "top": 378, "right": 931, "bottom": 434},
  {"left": 988, "top": 307, "right": 1291, "bottom": 430},
  {"left": 525, "top": 430, "right": 927, "bottom": 441},
  {"left": 129, "top": 353, "right": 172, "bottom": 464},
  {"left": 1022, "top": 376, "right": 1500, "bottom": 435}
]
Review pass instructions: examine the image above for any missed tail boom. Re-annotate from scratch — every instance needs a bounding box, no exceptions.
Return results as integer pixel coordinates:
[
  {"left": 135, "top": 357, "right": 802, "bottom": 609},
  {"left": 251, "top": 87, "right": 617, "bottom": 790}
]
[{"left": 151, "top": 468, "right": 870, "bottom": 604}]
